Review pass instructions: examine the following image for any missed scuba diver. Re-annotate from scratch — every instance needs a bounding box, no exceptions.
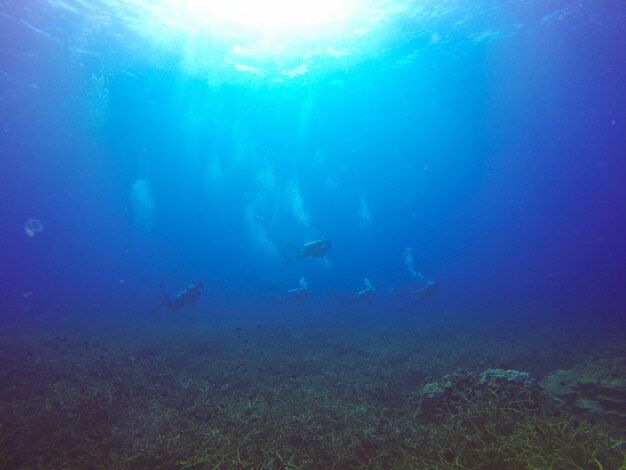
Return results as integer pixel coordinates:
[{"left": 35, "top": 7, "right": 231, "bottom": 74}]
[
  {"left": 398, "top": 247, "right": 439, "bottom": 308},
  {"left": 281, "top": 277, "right": 310, "bottom": 302},
  {"left": 151, "top": 280, "right": 204, "bottom": 313},
  {"left": 335, "top": 278, "right": 376, "bottom": 304},
  {"left": 395, "top": 280, "right": 439, "bottom": 308},
  {"left": 281, "top": 239, "right": 332, "bottom": 264}
]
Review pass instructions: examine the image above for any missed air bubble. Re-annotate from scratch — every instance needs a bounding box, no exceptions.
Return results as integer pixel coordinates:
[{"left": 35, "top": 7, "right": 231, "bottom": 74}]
[{"left": 24, "top": 218, "right": 44, "bottom": 237}]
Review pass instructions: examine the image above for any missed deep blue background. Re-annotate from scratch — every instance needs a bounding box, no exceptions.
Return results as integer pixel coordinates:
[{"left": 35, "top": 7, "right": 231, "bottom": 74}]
[{"left": 1, "top": 1, "right": 625, "bottom": 331}]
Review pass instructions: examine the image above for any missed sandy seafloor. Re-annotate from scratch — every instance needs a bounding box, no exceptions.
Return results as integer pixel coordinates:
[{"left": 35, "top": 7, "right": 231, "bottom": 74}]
[{"left": 1, "top": 308, "right": 625, "bottom": 469}]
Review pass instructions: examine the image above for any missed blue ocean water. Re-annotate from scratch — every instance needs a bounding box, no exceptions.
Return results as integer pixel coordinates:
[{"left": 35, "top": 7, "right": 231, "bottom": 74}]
[{"left": 1, "top": 0, "right": 625, "bottom": 467}]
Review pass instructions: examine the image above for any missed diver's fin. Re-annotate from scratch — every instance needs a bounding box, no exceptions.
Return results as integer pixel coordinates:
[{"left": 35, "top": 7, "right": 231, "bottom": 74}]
[
  {"left": 280, "top": 243, "right": 299, "bottom": 264},
  {"left": 279, "top": 243, "right": 291, "bottom": 257},
  {"left": 150, "top": 302, "right": 165, "bottom": 314},
  {"left": 280, "top": 242, "right": 299, "bottom": 256}
]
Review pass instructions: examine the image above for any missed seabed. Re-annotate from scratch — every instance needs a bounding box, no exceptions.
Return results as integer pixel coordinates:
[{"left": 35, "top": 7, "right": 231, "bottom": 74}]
[{"left": 1, "top": 311, "right": 625, "bottom": 469}]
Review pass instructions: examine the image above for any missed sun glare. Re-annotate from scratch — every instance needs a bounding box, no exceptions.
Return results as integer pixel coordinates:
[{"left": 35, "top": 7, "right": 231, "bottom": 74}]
[
  {"left": 45, "top": 0, "right": 522, "bottom": 83},
  {"left": 175, "top": 0, "right": 356, "bottom": 34},
  {"left": 50, "top": 0, "right": 446, "bottom": 82},
  {"left": 125, "top": 0, "right": 380, "bottom": 80},
  {"left": 143, "top": 0, "right": 363, "bottom": 48}
]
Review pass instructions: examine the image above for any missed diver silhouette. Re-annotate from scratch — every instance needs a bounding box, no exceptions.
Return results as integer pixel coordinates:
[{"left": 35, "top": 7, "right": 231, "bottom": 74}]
[
  {"left": 335, "top": 278, "right": 376, "bottom": 304},
  {"left": 395, "top": 280, "right": 439, "bottom": 309},
  {"left": 281, "top": 277, "right": 311, "bottom": 302},
  {"left": 151, "top": 280, "right": 204, "bottom": 313},
  {"left": 281, "top": 239, "right": 332, "bottom": 264}
]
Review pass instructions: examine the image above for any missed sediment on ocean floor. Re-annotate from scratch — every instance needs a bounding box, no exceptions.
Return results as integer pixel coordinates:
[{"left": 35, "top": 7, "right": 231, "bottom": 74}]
[{"left": 1, "top": 326, "right": 625, "bottom": 468}]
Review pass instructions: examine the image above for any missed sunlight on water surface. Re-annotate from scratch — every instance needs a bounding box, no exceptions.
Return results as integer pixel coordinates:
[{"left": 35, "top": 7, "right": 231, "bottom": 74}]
[{"left": 29, "top": 0, "right": 585, "bottom": 83}]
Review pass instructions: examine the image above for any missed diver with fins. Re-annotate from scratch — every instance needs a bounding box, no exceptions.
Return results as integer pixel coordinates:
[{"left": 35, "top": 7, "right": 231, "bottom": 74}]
[
  {"left": 151, "top": 280, "right": 204, "bottom": 313},
  {"left": 281, "top": 277, "right": 311, "bottom": 302},
  {"left": 335, "top": 278, "right": 376, "bottom": 304},
  {"left": 281, "top": 239, "right": 332, "bottom": 264},
  {"left": 395, "top": 280, "right": 439, "bottom": 309}
]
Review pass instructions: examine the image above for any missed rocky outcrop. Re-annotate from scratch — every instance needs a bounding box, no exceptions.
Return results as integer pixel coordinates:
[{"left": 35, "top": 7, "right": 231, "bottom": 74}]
[
  {"left": 417, "top": 368, "right": 539, "bottom": 421},
  {"left": 541, "top": 357, "right": 626, "bottom": 422}
]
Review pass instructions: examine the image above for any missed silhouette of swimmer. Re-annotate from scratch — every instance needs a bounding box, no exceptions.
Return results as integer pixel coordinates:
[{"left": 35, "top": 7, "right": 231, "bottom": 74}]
[
  {"left": 396, "top": 280, "right": 439, "bottom": 304},
  {"left": 281, "top": 239, "right": 332, "bottom": 264},
  {"left": 336, "top": 278, "right": 376, "bottom": 304},
  {"left": 281, "top": 277, "right": 310, "bottom": 302},
  {"left": 152, "top": 281, "right": 204, "bottom": 313}
]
